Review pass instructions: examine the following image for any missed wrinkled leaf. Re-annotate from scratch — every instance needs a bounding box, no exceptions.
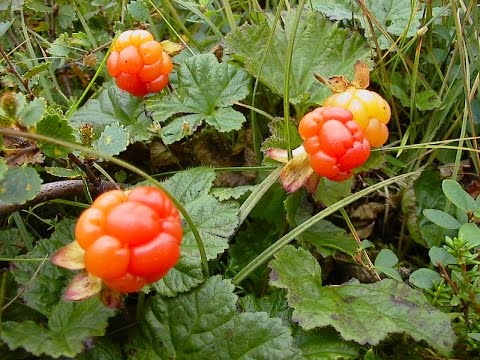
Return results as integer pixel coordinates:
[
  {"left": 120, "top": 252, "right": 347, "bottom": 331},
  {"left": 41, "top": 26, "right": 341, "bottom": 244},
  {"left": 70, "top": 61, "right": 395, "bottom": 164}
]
[
  {"left": 162, "top": 167, "right": 216, "bottom": 204},
  {"left": 1, "top": 297, "right": 115, "bottom": 358},
  {"left": 130, "top": 276, "right": 301, "bottom": 359},
  {"left": 270, "top": 245, "right": 455, "bottom": 355},
  {"left": 36, "top": 111, "right": 76, "bottom": 158},
  {"left": 0, "top": 167, "right": 42, "bottom": 206},
  {"left": 94, "top": 122, "right": 129, "bottom": 156},
  {"left": 225, "top": 10, "right": 371, "bottom": 106},
  {"left": 211, "top": 185, "right": 257, "bottom": 201},
  {"left": 147, "top": 53, "right": 250, "bottom": 144},
  {"left": 17, "top": 97, "right": 46, "bottom": 128}
]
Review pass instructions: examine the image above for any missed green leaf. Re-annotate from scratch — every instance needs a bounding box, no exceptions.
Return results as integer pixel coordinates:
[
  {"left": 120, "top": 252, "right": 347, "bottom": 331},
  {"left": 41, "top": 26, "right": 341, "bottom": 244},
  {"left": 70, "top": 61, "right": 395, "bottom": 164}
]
[
  {"left": 428, "top": 246, "right": 456, "bottom": 267},
  {"left": 402, "top": 167, "right": 446, "bottom": 248},
  {"left": 0, "top": 159, "right": 7, "bottom": 182},
  {"left": 0, "top": 228, "right": 32, "bottom": 257},
  {"left": 128, "top": 0, "right": 149, "bottom": 21},
  {"left": 285, "top": 192, "right": 358, "bottom": 257},
  {"left": 442, "top": 179, "right": 478, "bottom": 212},
  {"left": 270, "top": 245, "right": 456, "bottom": 355},
  {"left": 162, "top": 167, "right": 216, "bottom": 204},
  {"left": 225, "top": 9, "right": 371, "bottom": 107},
  {"left": 423, "top": 209, "right": 461, "bottom": 229},
  {"left": 147, "top": 53, "right": 250, "bottom": 144},
  {"left": 458, "top": 222, "right": 480, "bottom": 248},
  {"left": 93, "top": 122, "right": 129, "bottom": 156},
  {"left": 211, "top": 185, "right": 257, "bottom": 201},
  {"left": 182, "top": 195, "right": 239, "bottom": 259},
  {"left": 58, "top": 5, "right": 77, "bottom": 29},
  {"left": 415, "top": 90, "right": 442, "bottom": 111},
  {"left": 0, "top": 21, "right": 12, "bottom": 37},
  {"left": 355, "top": 151, "right": 387, "bottom": 173},
  {"left": 130, "top": 276, "right": 300, "bottom": 359},
  {"left": 297, "top": 328, "right": 360, "bottom": 360},
  {"left": 261, "top": 117, "right": 303, "bottom": 165},
  {"left": 36, "top": 111, "right": 76, "bottom": 158},
  {"left": 1, "top": 297, "right": 115, "bottom": 358},
  {"left": 153, "top": 255, "right": 204, "bottom": 297},
  {"left": 409, "top": 268, "right": 442, "bottom": 290},
  {"left": 44, "top": 166, "right": 81, "bottom": 178},
  {"left": 76, "top": 337, "right": 123, "bottom": 360},
  {"left": 17, "top": 97, "right": 46, "bottom": 128},
  {"left": 70, "top": 85, "right": 151, "bottom": 143},
  {"left": 0, "top": 167, "right": 42, "bottom": 206},
  {"left": 156, "top": 168, "right": 238, "bottom": 295},
  {"left": 23, "top": 62, "right": 51, "bottom": 80},
  {"left": 311, "top": 0, "right": 427, "bottom": 50},
  {"left": 374, "top": 249, "right": 399, "bottom": 267},
  {"left": 315, "top": 177, "right": 353, "bottom": 206},
  {"left": 374, "top": 266, "right": 402, "bottom": 281},
  {"left": 12, "top": 219, "right": 75, "bottom": 316}
]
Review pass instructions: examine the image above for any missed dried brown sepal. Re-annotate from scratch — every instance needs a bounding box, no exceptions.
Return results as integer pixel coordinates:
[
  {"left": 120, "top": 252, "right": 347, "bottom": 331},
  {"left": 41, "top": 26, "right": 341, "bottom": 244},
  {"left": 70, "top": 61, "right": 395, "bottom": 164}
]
[
  {"left": 63, "top": 272, "right": 102, "bottom": 301},
  {"left": 160, "top": 40, "right": 185, "bottom": 57},
  {"left": 280, "top": 152, "right": 314, "bottom": 193},
  {"left": 99, "top": 287, "right": 124, "bottom": 309},
  {"left": 314, "top": 73, "right": 350, "bottom": 93},
  {"left": 51, "top": 241, "right": 85, "bottom": 270},
  {"left": 353, "top": 60, "right": 370, "bottom": 89}
]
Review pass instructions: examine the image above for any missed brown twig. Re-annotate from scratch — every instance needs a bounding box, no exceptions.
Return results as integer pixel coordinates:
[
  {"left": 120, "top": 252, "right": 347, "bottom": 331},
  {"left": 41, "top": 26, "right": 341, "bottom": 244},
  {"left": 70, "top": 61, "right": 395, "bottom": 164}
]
[
  {"left": 0, "top": 46, "right": 35, "bottom": 99},
  {"left": 0, "top": 180, "right": 120, "bottom": 217}
]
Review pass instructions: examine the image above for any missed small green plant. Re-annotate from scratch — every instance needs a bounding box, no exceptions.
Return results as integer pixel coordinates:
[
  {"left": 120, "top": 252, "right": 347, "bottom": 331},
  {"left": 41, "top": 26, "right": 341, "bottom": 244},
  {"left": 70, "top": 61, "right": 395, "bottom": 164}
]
[{"left": 410, "top": 179, "right": 480, "bottom": 354}]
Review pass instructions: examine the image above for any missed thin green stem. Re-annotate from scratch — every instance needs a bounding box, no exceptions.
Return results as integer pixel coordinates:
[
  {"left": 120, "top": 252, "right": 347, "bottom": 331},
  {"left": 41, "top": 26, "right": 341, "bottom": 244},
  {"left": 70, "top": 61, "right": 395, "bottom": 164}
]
[
  {"left": 0, "top": 128, "right": 210, "bottom": 279},
  {"left": 283, "top": 0, "right": 306, "bottom": 159},
  {"left": 233, "top": 171, "right": 418, "bottom": 285},
  {"left": 222, "top": 0, "right": 237, "bottom": 30},
  {"left": 12, "top": 212, "right": 33, "bottom": 252}
]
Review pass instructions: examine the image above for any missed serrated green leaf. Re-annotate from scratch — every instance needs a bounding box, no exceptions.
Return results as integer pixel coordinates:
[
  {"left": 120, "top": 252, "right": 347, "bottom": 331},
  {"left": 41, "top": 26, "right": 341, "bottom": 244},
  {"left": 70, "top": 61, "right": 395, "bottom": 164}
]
[
  {"left": 12, "top": 219, "right": 75, "bottom": 315},
  {"left": 1, "top": 297, "right": 115, "bottom": 358},
  {"left": 146, "top": 53, "right": 250, "bottom": 144},
  {"left": 261, "top": 117, "right": 303, "bottom": 158},
  {"left": 355, "top": 151, "right": 387, "bottom": 173},
  {"left": 415, "top": 90, "right": 442, "bottom": 111},
  {"left": 162, "top": 167, "right": 216, "bottom": 203},
  {"left": 94, "top": 122, "right": 129, "bottom": 156},
  {"left": 153, "top": 254, "right": 204, "bottom": 297},
  {"left": 36, "top": 112, "right": 76, "bottom": 158},
  {"left": 374, "top": 249, "right": 399, "bottom": 267},
  {"left": 269, "top": 246, "right": 455, "bottom": 355},
  {"left": 211, "top": 185, "right": 257, "bottom": 201},
  {"left": 225, "top": 10, "right": 371, "bottom": 107},
  {"left": 311, "top": 0, "right": 428, "bottom": 49},
  {"left": 0, "top": 167, "right": 42, "bottom": 206},
  {"left": 70, "top": 85, "right": 151, "bottom": 143},
  {"left": 130, "top": 276, "right": 300, "bottom": 359},
  {"left": 127, "top": 0, "right": 149, "bottom": 21},
  {"left": 23, "top": 62, "right": 51, "bottom": 80},
  {"left": 315, "top": 177, "right": 353, "bottom": 207},
  {"left": 76, "top": 337, "right": 123, "bottom": 360},
  {"left": 17, "top": 97, "right": 46, "bottom": 128},
  {"left": 409, "top": 268, "right": 442, "bottom": 290},
  {"left": 58, "top": 5, "right": 76, "bottom": 29},
  {"left": 182, "top": 195, "right": 239, "bottom": 259},
  {"left": 442, "top": 179, "right": 478, "bottom": 212},
  {"left": 0, "top": 228, "right": 32, "bottom": 257}
]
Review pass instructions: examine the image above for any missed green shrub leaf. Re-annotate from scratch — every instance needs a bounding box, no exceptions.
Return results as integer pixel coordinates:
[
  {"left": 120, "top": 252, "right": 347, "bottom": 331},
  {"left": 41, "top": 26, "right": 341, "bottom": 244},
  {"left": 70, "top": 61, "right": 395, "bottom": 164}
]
[
  {"left": 409, "top": 268, "right": 442, "bottom": 290},
  {"left": 93, "top": 122, "right": 129, "bottom": 156},
  {"left": 442, "top": 179, "right": 478, "bottom": 212},
  {"left": 270, "top": 245, "right": 455, "bottom": 355},
  {"left": 1, "top": 297, "right": 115, "bottom": 358},
  {"left": 225, "top": 9, "right": 371, "bottom": 107},
  {"left": 130, "top": 276, "right": 301, "bottom": 359},
  {"left": 0, "top": 167, "right": 42, "bottom": 205},
  {"left": 17, "top": 97, "right": 46, "bottom": 128},
  {"left": 36, "top": 111, "right": 76, "bottom": 158},
  {"left": 147, "top": 53, "right": 250, "bottom": 144},
  {"left": 423, "top": 209, "right": 461, "bottom": 229}
]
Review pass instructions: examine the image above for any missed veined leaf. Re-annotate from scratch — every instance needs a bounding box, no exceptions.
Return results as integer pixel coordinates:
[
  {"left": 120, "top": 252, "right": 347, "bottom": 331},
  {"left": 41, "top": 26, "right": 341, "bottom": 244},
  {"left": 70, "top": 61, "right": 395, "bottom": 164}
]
[
  {"left": 129, "top": 276, "right": 301, "bottom": 359},
  {"left": 0, "top": 167, "right": 42, "bottom": 206},
  {"left": 146, "top": 53, "right": 250, "bottom": 144},
  {"left": 225, "top": 9, "right": 371, "bottom": 107},
  {"left": 270, "top": 245, "right": 455, "bottom": 355}
]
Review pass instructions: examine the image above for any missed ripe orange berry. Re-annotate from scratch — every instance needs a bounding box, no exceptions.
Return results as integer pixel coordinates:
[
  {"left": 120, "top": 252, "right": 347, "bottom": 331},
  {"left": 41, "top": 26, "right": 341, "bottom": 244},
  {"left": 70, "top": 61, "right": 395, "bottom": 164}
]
[
  {"left": 323, "top": 89, "right": 391, "bottom": 147},
  {"left": 107, "top": 30, "right": 173, "bottom": 97}
]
